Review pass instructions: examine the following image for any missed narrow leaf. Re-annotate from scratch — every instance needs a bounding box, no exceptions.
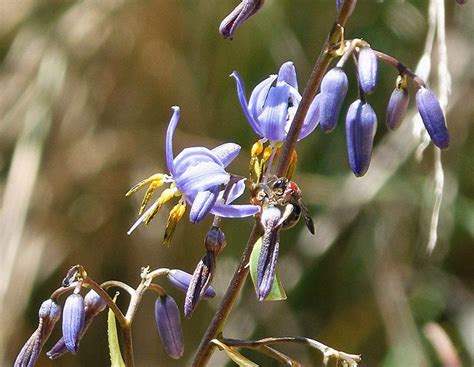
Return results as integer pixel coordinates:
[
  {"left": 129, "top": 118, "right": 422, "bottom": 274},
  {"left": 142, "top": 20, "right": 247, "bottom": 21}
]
[
  {"left": 250, "top": 237, "right": 287, "bottom": 301},
  {"left": 211, "top": 339, "right": 259, "bottom": 367},
  {"left": 107, "top": 295, "right": 125, "bottom": 367}
]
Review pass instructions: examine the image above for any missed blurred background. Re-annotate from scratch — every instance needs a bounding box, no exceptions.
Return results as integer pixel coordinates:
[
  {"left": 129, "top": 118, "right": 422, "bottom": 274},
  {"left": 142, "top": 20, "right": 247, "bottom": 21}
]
[{"left": 1, "top": 0, "right": 473, "bottom": 366}]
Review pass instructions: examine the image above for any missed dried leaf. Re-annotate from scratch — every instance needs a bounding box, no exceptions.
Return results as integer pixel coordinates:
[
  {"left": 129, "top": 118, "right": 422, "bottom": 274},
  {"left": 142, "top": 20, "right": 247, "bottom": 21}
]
[{"left": 211, "top": 339, "right": 259, "bottom": 367}]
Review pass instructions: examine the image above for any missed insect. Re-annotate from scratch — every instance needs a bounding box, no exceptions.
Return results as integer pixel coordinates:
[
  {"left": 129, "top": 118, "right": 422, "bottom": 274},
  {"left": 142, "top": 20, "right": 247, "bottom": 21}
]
[{"left": 251, "top": 177, "right": 315, "bottom": 235}]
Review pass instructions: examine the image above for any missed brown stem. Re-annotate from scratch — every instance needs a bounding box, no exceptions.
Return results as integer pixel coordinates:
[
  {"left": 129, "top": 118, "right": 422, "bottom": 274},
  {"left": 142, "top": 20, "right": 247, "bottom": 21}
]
[
  {"left": 121, "top": 325, "right": 135, "bottom": 367},
  {"left": 373, "top": 50, "right": 426, "bottom": 87},
  {"left": 191, "top": 221, "right": 263, "bottom": 366},
  {"left": 276, "top": 0, "right": 358, "bottom": 177}
]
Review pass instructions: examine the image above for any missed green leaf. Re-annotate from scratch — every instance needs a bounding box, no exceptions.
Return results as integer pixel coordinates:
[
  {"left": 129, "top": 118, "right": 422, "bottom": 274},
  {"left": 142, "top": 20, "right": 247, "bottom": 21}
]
[
  {"left": 211, "top": 339, "right": 259, "bottom": 367},
  {"left": 108, "top": 295, "right": 126, "bottom": 367},
  {"left": 249, "top": 237, "right": 287, "bottom": 301}
]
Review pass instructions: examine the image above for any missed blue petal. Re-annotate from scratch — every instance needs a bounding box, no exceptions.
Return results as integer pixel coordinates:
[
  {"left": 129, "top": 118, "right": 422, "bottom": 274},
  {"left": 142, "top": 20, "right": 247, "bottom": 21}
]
[
  {"left": 210, "top": 203, "right": 259, "bottom": 218},
  {"left": 166, "top": 106, "right": 180, "bottom": 177},
  {"left": 177, "top": 162, "right": 229, "bottom": 195},
  {"left": 298, "top": 93, "right": 321, "bottom": 140},
  {"left": 258, "top": 82, "right": 290, "bottom": 142},
  {"left": 174, "top": 147, "right": 222, "bottom": 176},
  {"left": 231, "top": 71, "right": 263, "bottom": 136},
  {"left": 224, "top": 178, "right": 246, "bottom": 204},
  {"left": 277, "top": 61, "right": 298, "bottom": 90},
  {"left": 248, "top": 74, "right": 277, "bottom": 122},
  {"left": 211, "top": 143, "right": 241, "bottom": 167},
  {"left": 189, "top": 186, "right": 220, "bottom": 223}
]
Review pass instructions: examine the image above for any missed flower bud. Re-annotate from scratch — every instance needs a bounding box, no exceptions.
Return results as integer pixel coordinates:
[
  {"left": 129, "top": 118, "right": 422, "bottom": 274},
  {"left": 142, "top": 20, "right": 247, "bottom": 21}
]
[
  {"left": 416, "top": 87, "right": 449, "bottom": 149},
  {"left": 62, "top": 293, "right": 85, "bottom": 353},
  {"left": 345, "top": 99, "right": 378, "bottom": 177},
  {"left": 204, "top": 226, "right": 226, "bottom": 255},
  {"left": 167, "top": 269, "right": 216, "bottom": 298},
  {"left": 155, "top": 295, "right": 184, "bottom": 359},
  {"left": 219, "top": 0, "right": 264, "bottom": 39},
  {"left": 358, "top": 46, "right": 378, "bottom": 94},
  {"left": 319, "top": 67, "right": 348, "bottom": 132},
  {"left": 15, "top": 299, "right": 61, "bottom": 367},
  {"left": 386, "top": 87, "right": 409, "bottom": 130},
  {"left": 47, "top": 290, "right": 106, "bottom": 359}
]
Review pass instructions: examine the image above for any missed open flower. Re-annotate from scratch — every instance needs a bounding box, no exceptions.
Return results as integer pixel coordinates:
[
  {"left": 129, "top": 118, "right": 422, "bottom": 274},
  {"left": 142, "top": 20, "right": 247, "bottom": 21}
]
[
  {"left": 232, "top": 62, "right": 320, "bottom": 143},
  {"left": 127, "top": 107, "right": 258, "bottom": 240}
]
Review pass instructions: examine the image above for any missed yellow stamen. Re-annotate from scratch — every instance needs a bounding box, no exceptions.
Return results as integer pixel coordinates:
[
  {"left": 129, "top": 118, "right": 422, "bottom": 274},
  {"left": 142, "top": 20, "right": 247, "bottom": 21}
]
[
  {"left": 163, "top": 202, "right": 186, "bottom": 246},
  {"left": 144, "top": 187, "right": 180, "bottom": 224},
  {"left": 262, "top": 146, "right": 273, "bottom": 161},
  {"left": 125, "top": 173, "right": 166, "bottom": 197},
  {"left": 286, "top": 150, "right": 298, "bottom": 180}
]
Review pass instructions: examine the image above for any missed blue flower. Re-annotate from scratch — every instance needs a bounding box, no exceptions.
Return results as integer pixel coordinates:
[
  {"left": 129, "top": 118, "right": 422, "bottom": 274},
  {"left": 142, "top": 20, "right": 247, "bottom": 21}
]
[
  {"left": 232, "top": 62, "right": 320, "bottom": 143},
  {"left": 128, "top": 107, "right": 259, "bottom": 236}
]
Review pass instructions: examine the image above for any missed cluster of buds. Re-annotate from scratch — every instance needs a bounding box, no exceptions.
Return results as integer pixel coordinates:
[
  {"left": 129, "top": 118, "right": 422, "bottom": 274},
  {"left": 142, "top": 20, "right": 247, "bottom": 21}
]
[{"left": 317, "top": 40, "right": 449, "bottom": 176}]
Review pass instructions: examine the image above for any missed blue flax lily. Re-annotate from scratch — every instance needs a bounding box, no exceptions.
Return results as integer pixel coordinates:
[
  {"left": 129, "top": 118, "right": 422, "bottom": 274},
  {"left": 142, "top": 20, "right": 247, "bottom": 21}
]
[
  {"left": 232, "top": 62, "right": 320, "bottom": 144},
  {"left": 127, "top": 107, "right": 258, "bottom": 244}
]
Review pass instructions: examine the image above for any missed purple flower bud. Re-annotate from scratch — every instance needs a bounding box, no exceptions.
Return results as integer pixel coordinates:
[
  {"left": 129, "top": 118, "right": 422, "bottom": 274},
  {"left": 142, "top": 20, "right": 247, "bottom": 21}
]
[
  {"left": 155, "top": 295, "right": 184, "bottom": 359},
  {"left": 358, "top": 47, "right": 378, "bottom": 94},
  {"left": 319, "top": 67, "right": 348, "bottom": 132},
  {"left": 257, "top": 206, "right": 282, "bottom": 301},
  {"left": 15, "top": 299, "right": 61, "bottom": 367},
  {"left": 62, "top": 293, "right": 85, "bottom": 353},
  {"left": 386, "top": 87, "right": 409, "bottom": 130},
  {"left": 416, "top": 87, "right": 449, "bottom": 149},
  {"left": 219, "top": 0, "right": 264, "bottom": 39},
  {"left": 48, "top": 290, "right": 107, "bottom": 359},
  {"left": 345, "top": 99, "right": 378, "bottom": 177},
  {"left": 204, "top": 226, "right": 226, "bottom": 254},
  {"left": 167, "top": 269, "right": 216, "bottom": 298}
]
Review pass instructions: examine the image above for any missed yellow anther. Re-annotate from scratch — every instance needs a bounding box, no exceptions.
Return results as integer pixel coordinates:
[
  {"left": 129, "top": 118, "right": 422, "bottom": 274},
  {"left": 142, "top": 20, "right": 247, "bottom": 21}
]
[
  {"left": 144, "top": 187, "right": 179, "bottom": 224},
  {"left": 251, "top": 141, "right": 264, "bottom": 156},
  {"left": 286, "top": 150, "right": 298, "bottom": 180},
  {"left": 274, "top": 141, "right": 284, "bottom": 149},
  {"left": 162, "top": 202, "right": 186, "bottom": 246},
  {"left": 125, "top": 173, "right": 166, "bottom": 197},
  {"left": 262, "top": 146, "right": 273, "bottom": 161},
  {"left": 396, "top": 74, "right": 409, "bottom": 90}
]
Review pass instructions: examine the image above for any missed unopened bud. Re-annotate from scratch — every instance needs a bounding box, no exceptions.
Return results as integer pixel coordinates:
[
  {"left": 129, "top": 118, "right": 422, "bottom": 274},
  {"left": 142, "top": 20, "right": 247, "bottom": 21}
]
[
  {"left": 345, "top": 99, "right": 378, "bottom": 177},
  {"left": 358, "top": 46, "right": 378, "bottom": 94},
  {"left": 154, "top": 295, "right": 184, "bottom": 359},
  {"left": 416, "top": 87, "right": 449, "bottom": 149},
  {"left": 386, "top": 86, "right": 409, "bottom": 130},
  {"left": 219, "top": 0, "right": 264, "bottom": 39},
  {"left": 62, "top": 293, "right": 85, "bottom": 353},
  {"left": 319, "top": 67, "right": 348, "bottom": 132}
]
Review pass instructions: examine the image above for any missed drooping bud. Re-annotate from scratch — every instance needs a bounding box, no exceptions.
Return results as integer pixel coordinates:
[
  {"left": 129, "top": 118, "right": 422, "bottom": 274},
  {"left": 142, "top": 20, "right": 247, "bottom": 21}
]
[
  {"left": 415, "top": 87, "right": 449, "bottom": 149},
  {"left": 219, "top": 0, "right": 264, "bottom": 39},
  {"left": 154, "top": 295, "right": 184, "bottom": 359},
  {"left": 319, "top": 67, "right": 349, "bottom": 132},
  {"left": 184, "top": 252, "right": 215, "bottom": 318},
  {"left": 47, "top": 290, "right": 107, "bottom": 360},
  {"left": 257, "top": 206, "right": 282, "bottom": 301},
  {"left": 386, "top": 76, "right": 410, "bottom": 130},
  {"left": 62, "top": 293, "right": 85, "bottom": 353},
  {"left": 358, "top": 46, "right": 378, "bottom": 94},
  {"left": 345, "top": 99, "right": 378, "bottom": 177},
  {"left": 15, "top": 299, "right": 61, "bottom": 367},
  {"left": 167, "top": 269, "right": 216, "bottom": 298},
  {"left": 204, "top": 226, "right": 226, "bottom": 255}
]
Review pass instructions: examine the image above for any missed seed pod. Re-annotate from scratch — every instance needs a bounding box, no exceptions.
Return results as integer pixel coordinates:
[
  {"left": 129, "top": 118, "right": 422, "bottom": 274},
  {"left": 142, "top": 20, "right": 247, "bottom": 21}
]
[
  {"left": 319, "top": 67, "right": 349, "bottom": 132},
  {"left": 346, "top": 99, "right": 378, "bottom": 177},
  {"left": 167, "top": 269, "right": 216, "bottom": 298},
  {"left": 62, "top": 293, "right": 85, "bottom": 353},
  {"left": 416, "top": 87, "right": 449, "bottom": 149},
  {"left": 358, "top": 46, "right": 378, "bottom": 94},
  {"left": 155, "top": 295, "right": 184, "bottom": 359},
  {"left": 204, "top": 226, "right": 226, "bottom": 255},
  {"left": 386, "top": 86, "right": 409, "bottom": 130}
]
